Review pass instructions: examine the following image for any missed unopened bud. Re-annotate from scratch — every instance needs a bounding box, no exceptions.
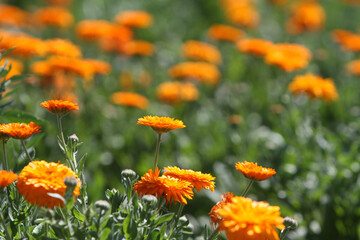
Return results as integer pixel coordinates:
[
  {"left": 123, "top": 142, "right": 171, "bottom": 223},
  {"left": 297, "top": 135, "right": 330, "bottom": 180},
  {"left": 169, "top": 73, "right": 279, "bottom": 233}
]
[
  {"left": 95, "top": 200, "right": 111, "bottom": 211},
  {"left": 142, "top": 194, "right": 158, "bottom": 206},
  {"left": 64, "top": 176, "right": 78, "bottom": 198},
  {"left": 283, "top": 216, "right": 298, "bottom": 230},
  {"left": 121, "top": 169, "right": 137, "bottom": 180}
]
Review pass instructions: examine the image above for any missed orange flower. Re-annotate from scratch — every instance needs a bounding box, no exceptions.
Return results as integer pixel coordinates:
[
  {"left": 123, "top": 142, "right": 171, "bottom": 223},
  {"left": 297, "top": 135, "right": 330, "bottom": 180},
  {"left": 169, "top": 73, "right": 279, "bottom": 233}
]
[
  {"left": 83, "top": 59, "right": 112, "bottom": 76},
  {"left": 208, "top": 24, "right": 245, "bottom": 42},
  {"left": 41, "top": 99, "right": 79, "bottom": 115},
  {"left": 110, "top": 92, "right": 149, "bottom": 109},
  {"left": 45, "top": 39, "right": 82, "bottom": 58},
  {"left": 0, "top": 4, "right": 28, "bottom": 28},
  {"left": 209, "top": 192, "right": 234, "bottom": 227},
  {"left": 221, "top": 0, "right": 259, "bottom": 28},
  {"left": 0, "top": 170, "right": 18, "bottom": 188},
  {"left": 119, "top": 71, "right": 134, "bottom": 90},
  {"left": 182, "top": 41, "right": 222, "bottom": 65},
  {"left": 1, "top": 122, "right": 42, "bottom": 140},
  {"left": 137, "top": 116, "right": 186, "bottom": 134},
  {"left": 332, "top": 29, "right": 360, "bottom": 52},
  {"left": 218, "top": 196, "right": 284, "bottom": 240},
  {"left": 114, "top": 10, "right": 153, "bottom": 28},
  {"left": 0, "top": 58, "right": 24, "bottom": 81},
  {"left": 156, "top": 81, "right": 198, "bottom": 104},
  {"left": 236, "top": 38, "right": 274, "bottom": 56},
  {"left": 288, "top": 73, "right": 338, "bottom": 102},
  {"left": 17, "top": 160, "right": 81, "bottom": 208},
  {"left": 133, "top": 168, "right": 194, "bottom": 205},
  {"left": 163, "top": 166, "right": 215, "bottom": 192},
  {"left": 139, "top": 71, "right": 152, "bottom": 87},
  {"left": 33, "top": 6, "right": 74, "bottom": 28},
  {"left": 117, "top": 40, "right": 155, "bottom": 56},
  {"left": 347, "top": 59, "right": 360, "bottom": 75},
  {"left": 286, "top": 0, "right": 326, "bottom": 35},
  {"left": 168, "top": 62, "right": 221, "bottom": 85},
  {"left": 265, "top": 43, "right": 312, "bottom": 72},
  {"left": 45, "top": 0, "right": 72, "bottom": 5},
  {"left": 235, "top": 161, "right": 276, "bottom": 181}
]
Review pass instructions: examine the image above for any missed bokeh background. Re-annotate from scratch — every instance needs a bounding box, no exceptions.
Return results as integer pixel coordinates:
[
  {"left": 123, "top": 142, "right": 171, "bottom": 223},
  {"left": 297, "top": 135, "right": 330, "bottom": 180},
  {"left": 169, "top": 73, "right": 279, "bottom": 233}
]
[{"left": 1, "top": 0, "right": 360, "bottom": 239}]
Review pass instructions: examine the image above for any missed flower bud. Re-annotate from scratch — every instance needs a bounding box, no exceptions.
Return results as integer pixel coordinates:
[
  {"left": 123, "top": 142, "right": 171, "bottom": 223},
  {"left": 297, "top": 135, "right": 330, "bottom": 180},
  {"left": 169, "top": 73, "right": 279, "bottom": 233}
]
[
  {"left": 64, "top": 176, "right": 78, "bottom": 199},
  {"left": 142, "top": 194, "right": 158, "bottom": 206},
  {"left": 95, "top": 200, "right": 111, "bottom": 211},
  {"left": 121, "top": 169, "right": 137, "bottom": 180},
  {"left": 283, "top": 216, "right": 298, "bottom": 230}
]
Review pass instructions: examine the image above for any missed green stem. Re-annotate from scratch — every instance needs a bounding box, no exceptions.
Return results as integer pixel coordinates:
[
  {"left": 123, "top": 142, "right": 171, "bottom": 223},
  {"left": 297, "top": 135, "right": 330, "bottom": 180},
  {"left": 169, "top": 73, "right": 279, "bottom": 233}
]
[
  {"left": 207, "top": 226, "right": 220, "bottom": 240},
  {"left": 21, "top": 140, "right": 32, "bottom": 162},
  {"left": 169, "top": 204, "right": 184, "bottom": 238},
  {"left": 57, "top": 114, "right": 66, "bottom": 149},
  {"left": 2, "top": 139, "right": 8, "bottom": 170},
  {"left": 153, "top": 133, "right": 162, "bottom": 171},
  {"left": 0, "top": 211, "right": 11, "bottom": 240},
  {"left": 241, "top": 179, "right": 255, "bottom": 197},
  {"left": 280, "top": 228, "right": 290, "bottom": 240},
  {"left": 96, "top": 210, "right": 103, "bottom": 238}
]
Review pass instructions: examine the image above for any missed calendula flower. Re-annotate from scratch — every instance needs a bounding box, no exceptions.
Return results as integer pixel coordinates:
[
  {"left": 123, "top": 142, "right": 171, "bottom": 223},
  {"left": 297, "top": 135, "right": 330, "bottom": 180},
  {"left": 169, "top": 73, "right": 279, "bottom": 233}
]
[
  {"left": 33, "top": 6, "right": 74, "bottom": 28},
  {"left": 0, "top": 58, "right": 24, "bottom": 81},
  {"left": 45, "top": 39, "right": 82, "bottom": 58},
  {"left": 209, "top": 192, "right": 234, "bottom": 227},
  {"left": 0, "top": 170, "right": 18, "bottom": 188},
  {"left": 288, "top": 73, "right": 338, "bottom": 102},
  {"left": 139, "top": 71, "right": 152, "bottom": 87},
  {"left": 0, "top": 4, "right": 28, "bottom": 28},
  {"left": 332, "top": 29, "right": 360, "bottom": 52},
  {"left": 286, "top": 0, "right": 326, "bottom": 35},
  {"left": 347, "top": 59, "right": 360, "bottom": 75},
  {"left": 221, "top": 0, "right": 259, "bottom": 28},
  {"left": 208, "top": 24, "right": 245, "bottom": 42},
  {"left": 17, "top": 160, "right": 81, "bottom": 208},
  {"left": 133, "top": 168, "right": 194, "bottom": 205},
  {"left": 168, "top": 62, "right": 221, "bottom": 85},
  {"left": 110, "top": 92, "right": 149, "bottom": 109},
  {"left": 182, "top": 41, "right": 222, "bottom": 65},
  {"left": 83, "top": 59, "right": 112, "bottom": 76},
  {"left": 236, "top": 38, "right": 274, "bottom": 56},
  {"left": 137, "top": 116, "right": 186, "bottom": 134},
  {"left": 265, "top": 43, "right": 312, "bottom": 72},
  {"left": 1, "top": 122, "right": 41, "bottom": 140},
  {"left": 163, "top": 166, "right": 215, "bottom": 192},
  {"left": 156, "top": 81, "right": 199, "bottom": 104},
  {"left": 235, "top": 161, "right": 276, "bottom": 181},
  {"left": 218, "top": 196, "right": 284, "bottom": 240},
  {"left": 114, "top": 10, "right": 153, "bottom": 28},
  {"left": 117, "top": 40, "right": 155, "bottom": 56},
  {"left": 41, "top": 99, "right": 79, "bottom": 115}
]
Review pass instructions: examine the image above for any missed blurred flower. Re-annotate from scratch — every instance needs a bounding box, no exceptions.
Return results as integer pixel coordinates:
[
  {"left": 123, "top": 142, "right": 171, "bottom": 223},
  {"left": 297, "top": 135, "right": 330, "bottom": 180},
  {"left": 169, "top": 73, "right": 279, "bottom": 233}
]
[
  {"left": 332, "top": 29, "right": 360, "bottom": 52},
  {"left": 33, "top": 6, "right": 74, "bottom": 28},
  {"left": 342, "top": 0, "right": 360, "bottom": 5},
  {"left": 133, "top": 168, "right": 194, "bottom": 205},
  {"left": 163, "top": 166, "right": 215, "bottom": 192},
  {"left": 265, "top": 43, "right": 312, "bottom": 72},
  {"left": 110, "top": 92, "right": 149, "bottom": 109},
  {"left": 119, "top": 71, "right": 134, "bottom": 90},
  {"left": 17, "top": 160, "right": 81, "bottom": 208},
  {"left": 137, "top": 116, "right": 186, "bottom": 134},
  {"left": 0, "top": 170, "right": 18, "bottom": 188},
  {"left": 0, "top": 58, "right": 24, "bottom": 81},
  {"left": 221, "top": 0, "right": 259, "bottom": 28},
  {"left": 286, "top": 0, "right": 325, "bottom": 35},
  {"left": 117, "top": 40, "right": 155, "bottom": 56},
  {"left": 218, "top": 196, "right": 284, "bottom": 240},
  {"left": 209, "top": 192, "right": 234, "bottom": 227},
  {"left": 156, "top": 81, "right": 198, "bottom": 104},
  {"left": 138, "top": 70, "right": 152, "bottom": 87},
  {"left": 236, "top": 38, "right": 274, "bottom": 56},
  {"left": 235, "top": 161, "right": 276, "bottom": 181},
  {"left": 182, "top": 41, "right": 222, "bottom": 65},
  {"left": 228, "top": 114, "right": 243, "bottom": 125},
  {"left": 271, "top": 104, "right": 284, "bottom": 114},
  {"left": 1, "top": 122, "right": 41, "bottom": 140},
  {"left": 41, "top": 99, "right": 79, "bottom": 115},
  {"left": 45, "top": 0, "right": 72, "bottom": 5},
  {"left": 0, "top": 4, "right": 28, "bottom": 28},
  {"left": 288, "top": 73, "right": 338, "bottom": 102},
  {"left": 114, "top": 10, "right": 153, "bottom": 28},
  {"left": 45, "top": 39, "right": 82, "bottom": 58},
  {"left": 268, "top": 0, "right": 287, "bottom": 4},
  {"left": 208, "top": 24, "right": 245, "bottom": 42},
  {"left": 168, "top": 62, "right": 221, "bottom": 85},
  {"left": 83, "top": 59, "right": 112, "bottom": 76},
  {"left": 347, "top": 59, "right": 360, "bottom": 75}
]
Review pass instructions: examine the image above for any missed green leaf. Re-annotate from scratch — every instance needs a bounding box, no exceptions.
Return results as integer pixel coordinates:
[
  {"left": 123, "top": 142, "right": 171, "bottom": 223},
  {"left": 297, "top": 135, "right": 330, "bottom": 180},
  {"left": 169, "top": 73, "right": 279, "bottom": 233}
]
[
  {"left": 100, "top": 227, "right": 111, "bottom": 240},
  {"left": 32, "top": 223, "right": 45, "bottom": 237},
  {"left": 72, "top": 207, "right": 85, "bottom": 222},
  {"left": 1, "top": 110, "right": 46, "bottom": 125},
  {"left": 149, "top": 228, "right": 160, "bottom": 240},
  {"left": 123, "top": 213, "right": 137, "bottom": 240},
  {"left": 153, "top": 213, "right": 174, "bottom": 226},
  {"left": 77, "top": 153, "right": 87, "bottom": 176}
]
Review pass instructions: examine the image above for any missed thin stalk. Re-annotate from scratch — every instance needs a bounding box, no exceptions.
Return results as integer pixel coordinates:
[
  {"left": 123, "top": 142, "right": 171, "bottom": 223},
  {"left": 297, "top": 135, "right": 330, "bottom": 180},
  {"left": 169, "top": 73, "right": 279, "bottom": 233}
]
[
  {"left": 241, "top": 179, "right": 255, "bottom": 197},
  {"left": 153, "top": 133, "right": 162, "bottom": 171},
  {"left": 207, "top": 226, "right": 220, "bottom": 240},
  {"left": 2, "top": 139, "right": 8, "bottom": 170},
  {"left": 21, "top": 140, "right": 32, "bottom": 162},
  {"left": 169, "top": 204, "right": 184, "bottom": 239},
  {"left": 0, "top": 211, "right": 11, "bottom": 240},
  {"left": 56, "top": 114, "right": 66, "bottom": 150},
  {"left": 280, "top": 228, "right": 290, "bottom": 240}
]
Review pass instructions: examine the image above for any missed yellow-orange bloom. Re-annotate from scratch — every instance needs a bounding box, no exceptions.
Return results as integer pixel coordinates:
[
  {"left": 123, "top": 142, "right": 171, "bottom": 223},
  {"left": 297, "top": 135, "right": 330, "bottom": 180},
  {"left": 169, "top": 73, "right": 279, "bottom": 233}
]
[
  {"left": 347, "top": 59, "right": 360, "bottom": 75},
  {"left": 117, "top": 40, "right": 155, "bottom": 56},
  {"left": 163, "top": 166, "right": 215, "bottom": 192},
  {"left": 288, "top": 73, "right": 338, "bottom": 102},
  {"left": 286, "top": 0, "right": 325, "bottom": 35},
  {"left": 218, "top": 196, "right": 284, "bottom": 240},
  {"left": 0, "top": 58, "right": 24, "bottom": 81},
  {"left": 0, "top": 170, "right": 18, "bottom": 188},
  {"left": 208, "top": 24, "right": 245, "bottom": 42},
  {"left": 168, "top": 62, "right": 221, "bottom": 85},
  {"left": 33, "top": 6, "right": 74, "bottom": 28},
  {"left": 133, "top": 168, "right": 194, "bottom": 205},
  {"left": 236, "top": 38, "right": 274, "bottom": 56},
  {"left": 265, "top": 43, "right": 312, "bottom": 72},
  {"left": 114, "top": 10, "right": 153, "bottom": 28},
  {"left": 0, "top": 4, "right": 28, "bottom": 28},
  {"left": 110, "top": 92, "right": 149, "bottom": 109},
  {"left": 209, "top": 192, "right": 234, "bottom": 227},
  {"left": 17, "top": 160, "right": 81, "bottom": 208},
  {"left": 1, "top": 122, "right": 41, "bottom": 140},
  {"left": 221, "top": 0, "right": 259, "bottom": 28},
  {"left": 156, "top": 81, "right": 199, "bottom": 104},
  {"left": 182, "top": 41, "right": 222, "bottom": 65},
  {"left": 45, "top": 39, "right": 82, "bottom": 58},
  {"left": 332, "top": 29, "right": 360, "bottom": 52},
  {"left": 137, "top": 116, "right": 186, "bottom": 134},
  {"left": 235, "top": 161, "right": 276, "bottom": 181},
  {"left": 41, "top": 99, "right": 79, "bottom": 115}
]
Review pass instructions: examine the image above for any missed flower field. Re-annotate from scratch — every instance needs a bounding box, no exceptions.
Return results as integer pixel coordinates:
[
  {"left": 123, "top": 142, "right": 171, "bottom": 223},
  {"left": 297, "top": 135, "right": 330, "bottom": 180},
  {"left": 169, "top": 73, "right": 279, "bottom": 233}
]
[{"left": 1, "top": 0, "right": 360, "bottom": 239}]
